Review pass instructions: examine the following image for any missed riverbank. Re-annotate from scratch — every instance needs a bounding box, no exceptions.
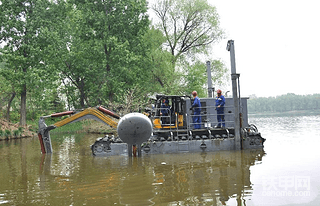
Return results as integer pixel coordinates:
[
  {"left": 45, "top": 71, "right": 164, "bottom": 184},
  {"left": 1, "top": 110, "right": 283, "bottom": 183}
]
[
  {"left": 0, "top": 119, "right": 37, "bottom": 141},
  {"left": 0, "top": 119, "right": 117, "bottom": 141},
  {"left": 248, "top": 109, "right": 320, "bottom": 117}
]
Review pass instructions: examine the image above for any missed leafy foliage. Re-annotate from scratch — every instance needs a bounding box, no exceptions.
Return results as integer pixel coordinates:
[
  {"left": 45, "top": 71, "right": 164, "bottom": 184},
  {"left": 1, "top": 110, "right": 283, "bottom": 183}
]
[
  {"left": 151, "top": 0, "right": 227, "bottom": 97},
  {"left": 4, "top": 129, "right": 11, "bottom": 138},
  {"left": 152, "top": 0, "right": 224, "bottom": 63},
  {"left": 0, "top": 0, "right": 58, "bottom": 125},
  {"left": 0, "top": 0, "right": 230, "bottom": 124},
  {"left": 13, "top": 129, "right": 20, "bottom": 137}
]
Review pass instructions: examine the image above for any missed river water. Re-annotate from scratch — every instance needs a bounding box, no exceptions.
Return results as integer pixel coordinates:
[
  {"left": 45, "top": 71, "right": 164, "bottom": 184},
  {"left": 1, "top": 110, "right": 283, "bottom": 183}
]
[{"left": 0, "top": 112, "right": 319, "bottom": 206}]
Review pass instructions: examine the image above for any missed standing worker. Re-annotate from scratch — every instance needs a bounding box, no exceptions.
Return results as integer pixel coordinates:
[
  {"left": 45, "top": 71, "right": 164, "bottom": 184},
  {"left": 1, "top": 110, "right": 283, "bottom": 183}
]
[
  {"left": 160, "top": 99, "right": 170, "bottom": 124},
  {"left": 215, "top": 89, "right": 226, "bottom": 128},
  {"left": 190, "top": 91, "right": 202, "bottom": 129}
]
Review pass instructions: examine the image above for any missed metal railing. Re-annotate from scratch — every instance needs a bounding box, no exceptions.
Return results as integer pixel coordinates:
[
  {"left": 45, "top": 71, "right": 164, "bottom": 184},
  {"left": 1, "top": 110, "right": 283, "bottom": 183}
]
[
  {"left": 188, "top": 105, "right": 235, "bottom": 130},
  {"left": 150, "top": 104, "right": 236, "bottom": 135}
]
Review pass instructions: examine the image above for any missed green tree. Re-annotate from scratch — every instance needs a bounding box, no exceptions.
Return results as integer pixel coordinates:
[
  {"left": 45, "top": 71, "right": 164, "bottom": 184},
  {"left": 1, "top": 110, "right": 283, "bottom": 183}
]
[
  {"left": 247, "top": 93, "right": 320, "bottom": 113},
  {"left": 0, "top": 0, "right": 55, "bottom": 126},
  {"left": 152, "top": 0, "right": 224, "bottom": 64},
  {"left": 0, "top": 61, "right": 16, "bottom": 121},
  {"left": 74, "top": 0, "right": 150, "bottom": 104},
  {"left": 183, "top": 60, "right": 207, "bottom": 97},
  {"left": 143, "top": 27, "right": 179, "bottom": 95},
  {"left": 44, "top": 0, "right": 152, "bottom": 109},
  {"left": 151, "top": 0, "right": 227, "bottom": 95}
]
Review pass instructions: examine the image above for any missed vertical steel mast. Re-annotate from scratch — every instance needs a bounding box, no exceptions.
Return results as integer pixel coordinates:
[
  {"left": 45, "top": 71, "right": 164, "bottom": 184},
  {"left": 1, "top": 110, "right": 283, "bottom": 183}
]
[
  {"left": 206, "top": 61, "right": 214, "bottom": 98},
  {"left": 227, "top": 40, "right": 241, "bottom": 150}
]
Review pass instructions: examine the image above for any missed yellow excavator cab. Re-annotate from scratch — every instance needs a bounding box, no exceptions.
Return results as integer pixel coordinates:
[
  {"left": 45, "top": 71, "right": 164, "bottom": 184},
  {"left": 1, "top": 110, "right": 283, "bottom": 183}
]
[{"left": 151, "top": 95, "right": 190, "bottom": 129}]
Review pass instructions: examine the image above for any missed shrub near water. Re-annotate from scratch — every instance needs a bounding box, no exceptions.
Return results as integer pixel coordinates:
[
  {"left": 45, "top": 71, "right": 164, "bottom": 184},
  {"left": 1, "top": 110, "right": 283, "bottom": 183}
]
[
  {"left": 4, "top": 130, "right": 11, "bottom": 138},
  {"left": 18, "top": 127, "right": 24, "bottom": 133},
  {"left": 13, "top": 130, "right": 20, "bottom": 137}
]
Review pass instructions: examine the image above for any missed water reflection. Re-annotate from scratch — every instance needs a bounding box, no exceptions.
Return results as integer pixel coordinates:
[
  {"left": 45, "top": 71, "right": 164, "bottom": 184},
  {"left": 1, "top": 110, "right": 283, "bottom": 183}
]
[
  {"left": 36, "top": 148, "right": 265, "bottom": 205},
  {"left": 2, "top": 114, "right": 320, "bottom": 205},
  {"left": 0, "top": 134, "right": 265, "bottom": 205},
  {"left": 138, "top": 150, "right": 265, "bottom": 205}
]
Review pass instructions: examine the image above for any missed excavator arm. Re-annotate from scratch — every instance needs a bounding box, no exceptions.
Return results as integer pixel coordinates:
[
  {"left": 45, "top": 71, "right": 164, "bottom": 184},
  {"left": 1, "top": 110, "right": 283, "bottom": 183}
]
[
  {"left": 38, "top": 106, "right": 120, "bottom": 154},
  {"left": 53, "top": 107, "right": 119, "bottom": 128}
]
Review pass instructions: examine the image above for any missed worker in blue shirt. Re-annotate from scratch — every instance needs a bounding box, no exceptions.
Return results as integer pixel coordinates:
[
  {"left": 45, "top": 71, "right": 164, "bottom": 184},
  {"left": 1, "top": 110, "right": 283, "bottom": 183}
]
[
  {"left": 161, "top": 99, "right": 171, "bottom": 124},
  {"left": 215, "top": 89, "right": 225, "bottom": 128},
  {"left": 190, "top": 91, "right": 202, "bottom": 129}
]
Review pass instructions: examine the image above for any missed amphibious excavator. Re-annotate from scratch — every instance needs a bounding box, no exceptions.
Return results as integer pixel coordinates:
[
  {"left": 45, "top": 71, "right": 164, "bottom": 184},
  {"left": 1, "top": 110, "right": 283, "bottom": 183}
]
[
  {"left": 37, "top": 40, "right": 265, "bottom": 157},
  {"left": 38, "top": 94, "right": 264, "bottom": 157}
]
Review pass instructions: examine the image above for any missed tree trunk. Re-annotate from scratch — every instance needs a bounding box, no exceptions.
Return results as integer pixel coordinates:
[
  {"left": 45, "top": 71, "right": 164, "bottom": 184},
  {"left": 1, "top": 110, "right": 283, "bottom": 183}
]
[
  {"left": 6, "top": 91, "right": 16, "bottom": 122},
  {"left": 80, "top": 91, "right": 85, "bottom": 108},
  {"left": 20, "top": 84, "right": 27, "bottom": 126},
  {"left": 108, "top": 91, "right": 113, "bottom": 102},
  {"left": 79, "top": 80, "right": 85, "bottom": 108}
]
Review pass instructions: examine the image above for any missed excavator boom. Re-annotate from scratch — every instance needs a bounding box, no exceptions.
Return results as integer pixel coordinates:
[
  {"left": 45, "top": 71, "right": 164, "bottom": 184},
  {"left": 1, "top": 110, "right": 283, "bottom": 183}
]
[
  {"left": 53, "top": 107, "right": 118, "bottom": 129},
  {"left": 38, "top": 106, "right": 119, "bottom": 153}
]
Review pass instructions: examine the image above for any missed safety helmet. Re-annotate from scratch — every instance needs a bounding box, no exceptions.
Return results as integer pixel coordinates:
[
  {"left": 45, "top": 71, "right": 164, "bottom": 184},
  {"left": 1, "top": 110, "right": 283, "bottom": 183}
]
[
  {"left": 192, "top": 91, "right": 197, "bottom": 96},
  {"left": 217, "top": 89, "right": 222, "bottom": 94}
]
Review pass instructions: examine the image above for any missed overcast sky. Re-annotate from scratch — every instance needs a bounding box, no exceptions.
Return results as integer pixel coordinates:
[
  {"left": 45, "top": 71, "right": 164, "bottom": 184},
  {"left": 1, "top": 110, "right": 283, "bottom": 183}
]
[
  {"left": 208, "top": 0, "right": 320, "bottom": 97},
  {"left": 148, "top": 0, "right": 320, "bottom": 97}
]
